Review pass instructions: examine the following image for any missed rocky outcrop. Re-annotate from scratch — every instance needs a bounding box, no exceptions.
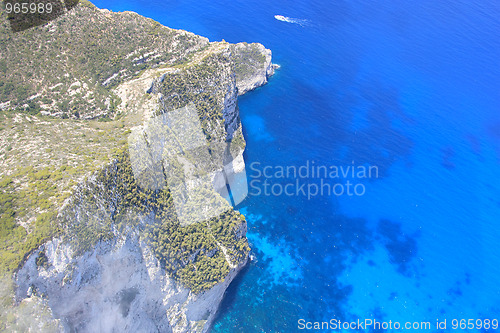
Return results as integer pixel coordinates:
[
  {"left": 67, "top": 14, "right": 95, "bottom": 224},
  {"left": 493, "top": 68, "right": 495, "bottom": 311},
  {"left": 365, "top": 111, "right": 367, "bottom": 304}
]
[
  {"left": 12, "top": 24, "right": 273, "bottom": 333},
  {"left": 231, "top": 42, "right": 279, "bottom": 95}
]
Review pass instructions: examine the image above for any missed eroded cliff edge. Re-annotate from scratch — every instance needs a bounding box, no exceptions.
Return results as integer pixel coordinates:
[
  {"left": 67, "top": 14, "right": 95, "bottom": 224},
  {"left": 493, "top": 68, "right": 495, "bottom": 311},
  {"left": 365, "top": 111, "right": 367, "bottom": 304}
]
[{"left": 0, "top": 1, "right": 276, "bottom": 332}]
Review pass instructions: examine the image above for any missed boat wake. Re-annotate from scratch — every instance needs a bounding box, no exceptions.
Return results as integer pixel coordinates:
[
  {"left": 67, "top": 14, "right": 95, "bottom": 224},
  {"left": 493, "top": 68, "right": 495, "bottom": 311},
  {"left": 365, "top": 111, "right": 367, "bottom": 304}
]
[{"left": 274, "top": 15, "right": 309, "bottom": 26}]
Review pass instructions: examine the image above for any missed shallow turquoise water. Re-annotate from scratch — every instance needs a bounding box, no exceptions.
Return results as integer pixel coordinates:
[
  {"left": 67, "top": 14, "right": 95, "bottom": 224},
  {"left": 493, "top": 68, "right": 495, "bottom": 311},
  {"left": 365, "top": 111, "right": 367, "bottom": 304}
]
[{"left": 93, "top": 0, "right": 500, "bottom": 331}]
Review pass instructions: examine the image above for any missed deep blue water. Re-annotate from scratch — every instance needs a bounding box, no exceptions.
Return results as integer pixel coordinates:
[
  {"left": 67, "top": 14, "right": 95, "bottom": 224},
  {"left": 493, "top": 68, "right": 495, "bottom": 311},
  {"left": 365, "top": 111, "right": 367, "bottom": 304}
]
[{"left": 93, "top": 0, "right": 500, "bottom": 331}]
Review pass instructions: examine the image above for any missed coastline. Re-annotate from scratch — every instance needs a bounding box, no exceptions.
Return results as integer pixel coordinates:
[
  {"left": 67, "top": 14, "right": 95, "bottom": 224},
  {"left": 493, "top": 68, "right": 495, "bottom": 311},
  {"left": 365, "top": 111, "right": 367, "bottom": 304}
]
[{"left": 2, "top": 2, "right": 276, "bottom": 332}]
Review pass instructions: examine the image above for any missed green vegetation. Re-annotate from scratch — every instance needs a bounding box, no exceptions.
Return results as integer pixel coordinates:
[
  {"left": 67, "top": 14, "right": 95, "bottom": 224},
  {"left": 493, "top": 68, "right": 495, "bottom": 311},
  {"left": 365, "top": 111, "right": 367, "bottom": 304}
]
[
  {"left": 155, "top": 53, "right": 229, "bottom": 141},
  {"left": 231, "top": 43, "right": 267, "bottom": 82},
  {"left": 154, "top": 51, "right": 248, "bottom": 162},
  {"left": 57, "top": 148, "right": 249, "bottom": 293},
  {"left": 0, "top": 171, "right": 57, "bottom": 272},
  {"left": 0, "top": 1, "right": 208, "bottom": 118},
  {"left": 36, "top": 251, "right": 49, "bottom": 269},
  {"left": 148, "top": 209, "right": 249, "bottom": 293},
  {"left": 0, "top": 110, "right": 133, "bottom": 273}
]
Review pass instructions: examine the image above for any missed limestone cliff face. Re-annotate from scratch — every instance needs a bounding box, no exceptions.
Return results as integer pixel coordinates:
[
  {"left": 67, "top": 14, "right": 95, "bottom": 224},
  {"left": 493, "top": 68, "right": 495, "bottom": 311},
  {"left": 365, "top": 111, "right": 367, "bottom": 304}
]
[
  {"left": 16, "top": 232, "right": 247, "bottom": 333},
  {"left": 13, "top": 38, "right": 271, "bottom": 333}
]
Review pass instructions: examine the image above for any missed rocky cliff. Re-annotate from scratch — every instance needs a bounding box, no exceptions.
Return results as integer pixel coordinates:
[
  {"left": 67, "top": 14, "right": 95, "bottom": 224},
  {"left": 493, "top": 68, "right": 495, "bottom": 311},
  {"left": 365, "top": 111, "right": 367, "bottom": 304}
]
[
  {"left": 0, "top": 1, "right": 275, "bottom": 332},
  {"left": 231, "top": 42, "right": 279, "bottom": 95}
]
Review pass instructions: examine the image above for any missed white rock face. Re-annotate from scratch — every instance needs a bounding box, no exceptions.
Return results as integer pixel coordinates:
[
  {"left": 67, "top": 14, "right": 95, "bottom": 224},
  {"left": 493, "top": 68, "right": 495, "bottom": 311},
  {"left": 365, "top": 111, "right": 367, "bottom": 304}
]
[
  {"left": 16, "top": 233, "right": 247, "bottom": 333},
  {"left": 222, "top": 74, "right": 240, "bottom": 140}
]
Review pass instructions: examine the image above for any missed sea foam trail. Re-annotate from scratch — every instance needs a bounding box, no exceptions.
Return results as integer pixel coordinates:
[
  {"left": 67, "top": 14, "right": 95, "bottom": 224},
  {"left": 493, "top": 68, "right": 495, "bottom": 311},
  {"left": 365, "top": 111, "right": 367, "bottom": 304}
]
[{"left": 274, "top": 15, "right": 310, "bottom": 26}]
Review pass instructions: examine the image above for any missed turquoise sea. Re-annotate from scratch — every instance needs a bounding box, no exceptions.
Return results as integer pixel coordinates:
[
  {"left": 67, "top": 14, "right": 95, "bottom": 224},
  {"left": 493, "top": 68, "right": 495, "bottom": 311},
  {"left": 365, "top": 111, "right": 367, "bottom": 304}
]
[{"left": 93, "top": 0, "right": 500, "bottom": 331}]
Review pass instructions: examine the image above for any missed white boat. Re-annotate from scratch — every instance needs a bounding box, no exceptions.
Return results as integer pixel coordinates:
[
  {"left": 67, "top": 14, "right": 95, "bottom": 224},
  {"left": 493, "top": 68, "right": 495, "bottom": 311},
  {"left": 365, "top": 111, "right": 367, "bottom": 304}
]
[
  {"left": 274, "top": 14, "right": 309, "bottom": 26},
  {"left": 274, "top": 15, "right": 288, "bottom": 22}
]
